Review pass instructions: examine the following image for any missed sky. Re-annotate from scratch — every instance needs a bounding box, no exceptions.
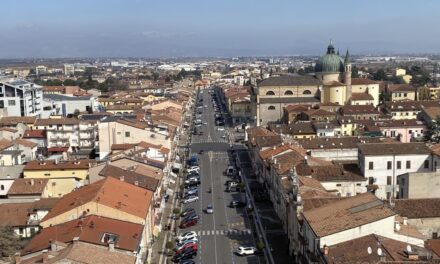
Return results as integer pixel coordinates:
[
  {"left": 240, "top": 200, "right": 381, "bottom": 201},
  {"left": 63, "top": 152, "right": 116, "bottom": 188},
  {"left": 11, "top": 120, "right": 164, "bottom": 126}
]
[{"left": 1, "top": 0, "right": 440, "bottom": 58}]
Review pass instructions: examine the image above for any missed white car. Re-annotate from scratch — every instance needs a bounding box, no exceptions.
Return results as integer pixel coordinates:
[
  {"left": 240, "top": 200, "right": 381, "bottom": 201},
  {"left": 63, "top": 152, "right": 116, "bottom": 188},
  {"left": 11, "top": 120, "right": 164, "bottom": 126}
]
[
  {"left": 217, "top": 127, "right": 225, "bottom": 131},
  {"left": 236, "top": 246, "right": 257, "bottom": 256},
  {"left": 206, "top": 204, "right": 213, "bottom": 214},
  {"left": 177, "top": 231, "right": 198, "bottom": 242},
  {"left": 187, "top": 167, "right": 200, "bottom": 173},
  {"left": 182, "top": 196, "right": 199, "bottom": 204}
]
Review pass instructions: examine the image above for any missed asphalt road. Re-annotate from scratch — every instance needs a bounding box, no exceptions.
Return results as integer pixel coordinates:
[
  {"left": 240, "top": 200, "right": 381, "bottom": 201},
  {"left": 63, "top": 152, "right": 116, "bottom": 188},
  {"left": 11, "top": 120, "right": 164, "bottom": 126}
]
[{"left": 178, "top": 88, "right": 261, "bottom": 264}]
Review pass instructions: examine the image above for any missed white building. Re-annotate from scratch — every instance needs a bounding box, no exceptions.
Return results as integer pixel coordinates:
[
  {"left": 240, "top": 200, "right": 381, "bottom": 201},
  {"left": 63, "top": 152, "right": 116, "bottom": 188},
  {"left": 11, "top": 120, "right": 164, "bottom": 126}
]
[
  {"left": 358, "top": 143, "right": 432, "bottom": 200},
  {"left": 35, "top": 65, "right": 47, "bottom": 76},
  {"left": 0, "top": 79, "right": 43, "bottom": 117},
  {"left": 42, "top": 94, "right": 94, "bottom": 118},
  {"left": 64, "top": 64, "right": 75, "bottom": 76}
]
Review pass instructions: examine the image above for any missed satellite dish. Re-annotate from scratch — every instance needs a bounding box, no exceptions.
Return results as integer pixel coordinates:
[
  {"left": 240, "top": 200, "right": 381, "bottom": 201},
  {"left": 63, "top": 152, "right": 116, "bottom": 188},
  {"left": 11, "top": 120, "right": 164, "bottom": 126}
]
[
  {"left": 367, "top": 247, "right": 372, "bottom": 255},
  {"left": 406, "top": 245, "right": 412, "bottom": 253},
  {"left": 377, "top": 248, "right": 383, "bottom": 256}
]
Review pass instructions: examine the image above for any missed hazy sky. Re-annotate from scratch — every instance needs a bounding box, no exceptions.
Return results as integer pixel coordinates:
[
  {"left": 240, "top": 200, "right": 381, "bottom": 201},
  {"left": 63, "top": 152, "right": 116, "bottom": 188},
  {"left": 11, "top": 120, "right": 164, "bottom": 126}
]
[{"left": 1, "top": 0, "right": 440, "bottom": 58}]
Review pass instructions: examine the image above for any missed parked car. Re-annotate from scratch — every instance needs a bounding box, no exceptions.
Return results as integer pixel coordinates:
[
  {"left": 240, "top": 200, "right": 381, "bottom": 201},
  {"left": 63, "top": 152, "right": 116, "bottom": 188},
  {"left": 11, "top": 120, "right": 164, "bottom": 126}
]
[
  {"left": 177, "top": 231, "right": 198, "bottom": 242},
  {"left": 175, "top": 243, "right": 197, "bottom": 255},
  {"left": 229, "top": 200, "right": 246, "bottom": 208},
  {"left": 172, "top": 248, "right": 197, "bottom": 262},
  {"left": 236, "top": 246, "right": 257, "bottom": 256},
  {"left": 217, "top": 127, "right": 225, "bottom": 131},
  {"left": 205, "top": 204, "right": 213, "bottom": 214},
  {"left": 180, "top": 218, "right": 198, "bottom": 228},
  {"left": 180, "top": 208, "right": 195, "bottom": 218},
  {"left": 176, "top": 235, "right": 198, "bottom": 244},
  {"left": 184, "top": 188, "right": 198, "bottom": 196},
  {"left": 182, "top": 196, "right": 199, "bottom": 204},
  {"left": 182, "top": 213, "right": 199, "bottom": 222},
  {"left": 174, "top": 241, "right": 197, "bottom": 252}
]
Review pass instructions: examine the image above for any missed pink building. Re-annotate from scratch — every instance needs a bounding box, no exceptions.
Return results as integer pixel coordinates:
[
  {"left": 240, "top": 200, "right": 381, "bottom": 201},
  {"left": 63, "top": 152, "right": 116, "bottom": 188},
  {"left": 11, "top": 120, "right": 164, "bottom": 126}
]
[{"left": 364, "top": 119, "right": 426, "bottom": 143}]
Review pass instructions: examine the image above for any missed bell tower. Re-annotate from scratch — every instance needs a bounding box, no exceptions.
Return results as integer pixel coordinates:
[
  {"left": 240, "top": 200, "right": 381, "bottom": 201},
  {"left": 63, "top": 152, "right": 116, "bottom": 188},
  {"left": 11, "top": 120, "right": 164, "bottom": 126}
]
[{"left": 344, "top": 50, "right": 352, "bottom": 104}]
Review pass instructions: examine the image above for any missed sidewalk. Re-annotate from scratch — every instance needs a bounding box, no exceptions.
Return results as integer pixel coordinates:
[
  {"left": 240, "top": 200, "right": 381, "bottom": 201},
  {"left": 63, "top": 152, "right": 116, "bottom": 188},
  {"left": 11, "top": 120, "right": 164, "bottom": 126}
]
[{"left": 149, "top": 104, "right": 193, "bottom": 264}]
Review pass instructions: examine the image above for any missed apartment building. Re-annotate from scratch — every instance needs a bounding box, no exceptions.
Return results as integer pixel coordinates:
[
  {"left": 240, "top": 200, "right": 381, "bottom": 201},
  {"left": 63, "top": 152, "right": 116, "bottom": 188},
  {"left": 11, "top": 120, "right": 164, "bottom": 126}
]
[
  {"left": 358, "top": 142, "right": 432, "bottom": 199},
  {"left": 0, "top": 79, "right": 43, "bottom": 117}
]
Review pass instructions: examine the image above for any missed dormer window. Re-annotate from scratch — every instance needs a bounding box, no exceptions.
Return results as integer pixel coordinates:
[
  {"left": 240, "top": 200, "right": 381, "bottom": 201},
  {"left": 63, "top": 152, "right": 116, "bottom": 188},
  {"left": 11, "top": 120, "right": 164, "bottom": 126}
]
[{"left": 101, "top": 233, "right": 119, "bottom": 244}]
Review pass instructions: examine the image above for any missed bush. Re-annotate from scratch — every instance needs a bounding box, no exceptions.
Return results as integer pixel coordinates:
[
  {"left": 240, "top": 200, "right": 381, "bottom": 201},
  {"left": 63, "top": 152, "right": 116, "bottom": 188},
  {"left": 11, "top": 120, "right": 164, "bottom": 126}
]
[
  {"left": 256, "top": 241, "right": 265, "bottom": 251},
  {"left": 173, "top": 208, "right": 181, "bottom": 215}
]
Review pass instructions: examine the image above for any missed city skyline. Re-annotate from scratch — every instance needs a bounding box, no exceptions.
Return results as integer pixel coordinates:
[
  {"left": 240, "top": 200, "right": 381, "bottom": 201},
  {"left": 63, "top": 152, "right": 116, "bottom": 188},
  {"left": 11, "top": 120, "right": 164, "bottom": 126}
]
[{"left": 2, "top": 0, "right": 440, "bottom": 58}]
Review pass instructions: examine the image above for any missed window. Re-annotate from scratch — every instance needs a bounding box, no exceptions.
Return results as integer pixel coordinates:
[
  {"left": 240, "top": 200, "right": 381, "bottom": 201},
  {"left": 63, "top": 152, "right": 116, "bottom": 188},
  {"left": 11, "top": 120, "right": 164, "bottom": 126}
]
[
  {"left": 408, "top": 130, "right": 412, "bottom": 134},
  {"left": 19, "top": 228, "right": 24, "bottom": 234},
  {"left": 125, "top": 132, "right": 130, "bottom": 137},
  {"left": 397, "top": 161, "right": 401, "bottom": 169},
  {"left": 433, "top": 232, "right": 438, "bottom": 239},
  {"left": 101, "top": 233, "right": 119, "bottom": 243},
  {"left": 356, "top": 183, "right": 362, "bottom": 186},
  {"left": 406, "top": 160, "right": 411, "bottom": 169},
  {"left": 387, "top": 176, "right": 392, "bottom": 185},
  {"left": 387, "top": 161, "right": 392, "bottom": 170},
  {"left": 368, "top": 162, "right": 374, "bottom": 170},
  {"left": 268, "top": 105, "right": 276, "bottom": 110},
  {"left": 368, "top": 177, "right": 374, "bottom": 184},
  {"left": 8, "top": 100, "right": 16, "bottom": 106},
  {"left": 265, "top": 91, "right": 275, "bottom": 95},
  {"left": 284, "top": 90, "right": 293, "bottom": 95},
  {"left": 386, "top": 192, "right": 391, "bottom": 200},
  {"left": 401, "top": 178, "right": 405, "bottom": 186},
  {"left": 336, "top": 184, "right": 342, "bottom": 187},
  {"left": 0, "top": 185, "right": 3, "bottom": 190},
  {"left": 424, "top": 160, "right": 429, "bottom": 169},
  {"left": 303, "top": 90, "right": 312, "bottom": 95}
]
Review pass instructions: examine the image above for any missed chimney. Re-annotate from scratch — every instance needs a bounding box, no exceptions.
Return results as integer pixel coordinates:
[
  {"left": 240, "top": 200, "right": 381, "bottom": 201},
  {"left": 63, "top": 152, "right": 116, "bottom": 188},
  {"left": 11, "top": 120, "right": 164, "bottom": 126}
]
[
  {"left": 14, "top": 253, "right": 21, "bottom": 264},
  {"left": 119, "top": 176, "right": 124, "bottom": 182},
  {"left": 403, "top": 217, "right": 408, "bottom": 225},
  {"left": 323, "top": 245, "right": 329, "bottom": 255},
  {"left": 72, "top": 237, "right": 79, "bottom": 244},
  {"left": 50, "top": 240, "right": 57, "bottom": 252},
  {"left": 134, "top": 181, "right": 139, "bottom": 186},
  {"left": 42, "top": 249, "right": 48, "bottom": 263},
  {"left": 30, "top": 179, "right": 34, "bottom": 186},
  {"left": 108, "top": 241, "right": 115, "bottom": 252}
]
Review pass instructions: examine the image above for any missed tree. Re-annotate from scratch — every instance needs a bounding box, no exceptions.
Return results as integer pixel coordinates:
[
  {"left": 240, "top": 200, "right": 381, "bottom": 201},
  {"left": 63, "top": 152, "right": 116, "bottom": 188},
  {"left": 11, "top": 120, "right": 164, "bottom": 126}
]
[
  {"left": 379, "top": 91, "right": 391, "bottom": 103},
  {"left": 351, "top": 66, "right": 359, "bottom": 78},
  {"left": 63, "top": 79, "right": 77, "bottom": 86},
  {"left": 426, "top": 115, "right": 440, "bottom": 143},
  {"left": 409, "top": 65, "right": 431, "bottom": 87},
  {"left": 0, "top": 226, "right": 21, "bottom": 259},
  {"left": 373, "top": 69, "right": 387, "bottom": 81},
  {"left": 418, "top": 86, "right": 431, "bottom": 101},
  {"left": 73, "top": 109, "right": 80, "bottom": 118},
  {"left": 287, "top": 67, "right": 295, "bottom": 73}
]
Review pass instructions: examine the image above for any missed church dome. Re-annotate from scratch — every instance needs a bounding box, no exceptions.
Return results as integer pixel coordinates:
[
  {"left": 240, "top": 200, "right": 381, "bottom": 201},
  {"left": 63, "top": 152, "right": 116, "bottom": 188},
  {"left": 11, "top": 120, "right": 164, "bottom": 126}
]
[{"left": 315, "top": 43, "right": 344, "bottom": 73}]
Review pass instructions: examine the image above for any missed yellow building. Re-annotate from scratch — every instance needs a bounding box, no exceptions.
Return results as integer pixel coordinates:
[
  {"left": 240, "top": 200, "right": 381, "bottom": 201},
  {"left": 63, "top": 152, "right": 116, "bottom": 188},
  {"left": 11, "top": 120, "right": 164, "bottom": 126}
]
[
  {"left": 394, "top": 68, "right": 406, "bottom": 77},
  {"left": 23, "top": 159, "right": 95, "bottom": 197},
  {"left": 389, "top": 84, "right": 417, "bottom": 102},
  {"left": 402, "top": 75, "right": 413, "bottom": 84}
]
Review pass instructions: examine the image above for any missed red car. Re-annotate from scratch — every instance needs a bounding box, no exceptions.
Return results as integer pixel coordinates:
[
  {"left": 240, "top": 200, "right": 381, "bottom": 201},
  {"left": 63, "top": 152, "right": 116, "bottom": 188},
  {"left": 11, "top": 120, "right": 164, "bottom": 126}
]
[
  {"left": 180, "top": 219, "right": 198, "bottom": 228},
  {"left": 175, "top": 243, "right": 198, "bottom": 254},
  {"left": 175, "top": 241, "right": 197, "bottom": 252}
]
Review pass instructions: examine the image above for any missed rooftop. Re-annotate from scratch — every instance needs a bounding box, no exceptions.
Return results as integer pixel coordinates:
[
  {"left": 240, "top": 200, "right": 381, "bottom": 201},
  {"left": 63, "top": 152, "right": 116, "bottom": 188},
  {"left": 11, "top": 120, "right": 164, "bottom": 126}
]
[
  {"left": 258, "top": 75, "right": 321, "bottom": 87},
  {"left": 303, "top": 193, "right": 395, "bottom": 237},
  {"left": 358, "top": 142, "right": 431, "bottom": 156}
]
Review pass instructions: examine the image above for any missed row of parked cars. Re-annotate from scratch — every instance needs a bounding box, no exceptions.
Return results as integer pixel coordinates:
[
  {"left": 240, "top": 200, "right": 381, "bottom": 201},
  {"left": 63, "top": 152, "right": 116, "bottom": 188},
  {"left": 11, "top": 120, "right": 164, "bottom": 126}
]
[{"left": 172, "top": 231, "right": 199, "bottom": 263}]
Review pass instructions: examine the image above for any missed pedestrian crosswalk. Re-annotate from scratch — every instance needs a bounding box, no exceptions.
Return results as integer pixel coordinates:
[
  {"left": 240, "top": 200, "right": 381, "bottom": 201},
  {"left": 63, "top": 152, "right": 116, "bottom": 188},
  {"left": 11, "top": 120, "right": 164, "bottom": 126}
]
[{"left": 187, "top": 229, "right": 252, "bottom": 236}]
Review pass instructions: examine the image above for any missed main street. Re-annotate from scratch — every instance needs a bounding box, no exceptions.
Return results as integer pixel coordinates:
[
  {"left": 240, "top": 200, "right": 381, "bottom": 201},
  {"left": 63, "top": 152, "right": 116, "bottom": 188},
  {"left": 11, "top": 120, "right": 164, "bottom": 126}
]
[{"left": 178, "top": 88, "right": 262, "bottom": 264}]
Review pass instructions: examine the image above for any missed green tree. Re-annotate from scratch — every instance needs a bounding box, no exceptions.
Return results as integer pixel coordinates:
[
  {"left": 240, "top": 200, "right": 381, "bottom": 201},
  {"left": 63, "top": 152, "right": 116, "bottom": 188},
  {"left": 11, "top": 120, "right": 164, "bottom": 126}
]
[
  {"left": 373, "top": 69, "right": 387, "bottom": 81},
  {"left": 287, "top": 67, "right": 295, "bottom": 73},
  {"left": 0, "top": 226, "right": 21, "bottom": 259},
  {"left": 63, "top": 79, "right": 77, "bottom": 86},
  {"left": 379, "top": 91, "right": 391, "bottom": 103},
  {"left": 351, "top": 66, "right": 359, "bottom": 78},
  {"left": 418, "top": 86, "right": 431, "bottom": 101},
  {"left": 427, "top": 116, "right": 440, "bottom": 143},
  {"left": 73, "top": 109, "right": 80, "bottom": 118}
]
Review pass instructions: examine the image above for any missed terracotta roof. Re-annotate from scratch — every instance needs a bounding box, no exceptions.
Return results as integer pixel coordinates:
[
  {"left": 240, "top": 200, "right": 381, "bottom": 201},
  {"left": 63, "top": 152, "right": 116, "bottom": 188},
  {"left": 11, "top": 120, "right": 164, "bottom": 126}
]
[
  {"left": 367, "top": 119, "right": 426, "bottom": 128},
  {"left": 385, "top": 100, "right": 440, "bottom": 112},
  {"left": 24, "top": 159, "right": 95, "bottom": 171},
  {"left": 297, "top": 136, "right": 383, "bottom": 150},
  {"left": 324, "top": 234, "right": 427, "bottom": 264},
  {"left": 351, "top": 78, "right": 378, "bottom": 85},
  {"left": 99, "top": 165, "right": 159, "bottom": 192},
  {"left": 0, "top": 116, "right": 36, "bottom": 126},
  {"left": 8, "top": 178, "right": 49, "bottom": 196},
  {"left": 116, "top": 119, "right": 148, "bottom": 129},
  {"left": 430, "top": 144, "right": 440, "bottom": 156},
  {"left": 35, "top": 118, "right": 79, "bottom": 126},
  {"left": 32, "top": 198, "right": 60, "bottom": 210},
  {"left": 271, "top": 150, "right": 305, "bottom": 174},
  {"left": 111, "top": 143, "right": 137, "bottom": 151},
  {"left": 105, "top": 105, "right": 142, "bottom": 111},
  {"left": 41, "top": 177, "right": 153, "bottom": 222},
  {"left": 421, "top": 106, "right": 440, "bottom": 121},
  {"left": 309, "top": 165, "right": 366, "bottom": 182},
  {"left": 247, "top": 127, "right": 283, "bottom": 148},
  {"left": 259, "top": 144, "right": 293, "bottom": 160},
  {"left": 351, "top": 92, "right": 374, "bottom": 101},
  {"left": 393, "top": 198, "right": 440, "bottom": 218},
  {"left": 14, "top": 138, "right": 38, "bottom": 148},
  {"left": 427, "top": 239, "right": 440, "bottom": 258},
  {"left": 284, "top": 104, "right": 310, "bottom": 113},
  {"left": 0, "top": 138, "right": 14, "bottom": 151},
  {"left": 388, "top": 84, "right": 416, "bottom": 92},
  {"left": 23, "top": 129, "right": 46, "bottom": 139},
  {"left": 0, "top": 203, "right": 34, "bottom": 227},
  {"left": 303, "top": 193, "right": 396, "bottom": 237},
  {"left": 43, "top": 86, "right": 65, "bottom": 92},
  {"left": 22, "top": 215, "right": 143, "bottom": 255},
  {"left": 358, "top": 142, "right": 431, "bottom": 156},
  {"left": 0, "top": 127, "right": 18, "bottom": 133},
  {"left": 340, "top": 105, "right": 379, "bottom": 115},
  {"left": 303, "top": 108, "right": 334, "bottom": 117}
]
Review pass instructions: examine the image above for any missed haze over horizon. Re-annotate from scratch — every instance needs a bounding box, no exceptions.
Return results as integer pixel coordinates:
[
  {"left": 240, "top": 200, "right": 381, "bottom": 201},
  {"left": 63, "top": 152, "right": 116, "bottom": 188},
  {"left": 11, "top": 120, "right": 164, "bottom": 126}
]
[{"left": 2, "top": 0, "right": 440, "bottom": 58}]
